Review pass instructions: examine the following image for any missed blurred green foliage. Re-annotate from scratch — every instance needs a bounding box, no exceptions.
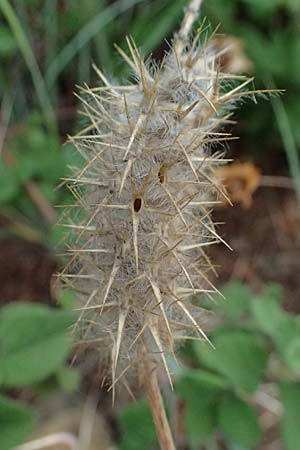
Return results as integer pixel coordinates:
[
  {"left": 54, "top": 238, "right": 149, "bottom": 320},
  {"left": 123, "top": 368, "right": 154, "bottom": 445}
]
[
  {"left": 119, "top": 401, "right": 159, "bottom": 450},
  {"left": 1, "top": 2, "right": 300, "bottom": 449},
  {"left": 204, "top": 0, "right": 300, "bottom": 151},
  {"left": 0, "top": 302, "right": 78, "bottom": 450},
  {"left": 0, "top": 0, "right": 299, "bottom": 239},
  {"left": 119, "top": 282, "right": 300, "bottom": 450},
  {"left": 0, "top": 0, "right": 187, "bottom": 116}
]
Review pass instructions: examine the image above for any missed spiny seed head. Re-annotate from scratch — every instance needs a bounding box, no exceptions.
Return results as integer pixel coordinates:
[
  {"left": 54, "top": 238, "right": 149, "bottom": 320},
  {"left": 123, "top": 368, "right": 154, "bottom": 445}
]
[{"left": 57, "top": 22, "right": 252, "bottom": 391}]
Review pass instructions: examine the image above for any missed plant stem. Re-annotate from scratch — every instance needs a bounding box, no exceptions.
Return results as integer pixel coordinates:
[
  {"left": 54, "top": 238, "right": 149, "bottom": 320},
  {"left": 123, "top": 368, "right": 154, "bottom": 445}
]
[
  {"left": 175, "top": 0, "right": 203, "bottom": 56},
  {"left": 144, "top": 363, "right": 176, "bottom": 450}
]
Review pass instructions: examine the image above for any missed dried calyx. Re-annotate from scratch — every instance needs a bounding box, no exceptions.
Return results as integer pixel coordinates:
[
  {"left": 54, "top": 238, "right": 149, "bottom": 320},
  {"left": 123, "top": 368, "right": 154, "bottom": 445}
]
[{"left": 57, "top": 3, "right": 257, "bottom": 394}]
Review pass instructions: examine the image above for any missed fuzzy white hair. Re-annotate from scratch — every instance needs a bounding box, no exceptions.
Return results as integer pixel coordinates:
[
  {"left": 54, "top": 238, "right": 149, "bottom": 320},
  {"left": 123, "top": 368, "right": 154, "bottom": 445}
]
[{"left": 56, "top": 22, "right": 253, "bottom": 392}]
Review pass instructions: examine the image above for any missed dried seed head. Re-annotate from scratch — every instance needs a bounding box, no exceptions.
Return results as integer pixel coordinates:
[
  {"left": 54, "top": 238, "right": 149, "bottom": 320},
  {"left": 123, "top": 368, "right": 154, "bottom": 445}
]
[{"left": 57, "top": 19, "right": 252, "bottom": 390}]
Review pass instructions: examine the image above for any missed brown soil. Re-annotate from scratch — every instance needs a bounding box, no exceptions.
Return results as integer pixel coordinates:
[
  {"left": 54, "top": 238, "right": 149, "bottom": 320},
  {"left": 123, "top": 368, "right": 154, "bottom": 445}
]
[
  {"left": 0, "top": 238, "right": 57, "bottom": 305},
  {"left": 211, "top": 187, "right": 300, "bottom": 312}
]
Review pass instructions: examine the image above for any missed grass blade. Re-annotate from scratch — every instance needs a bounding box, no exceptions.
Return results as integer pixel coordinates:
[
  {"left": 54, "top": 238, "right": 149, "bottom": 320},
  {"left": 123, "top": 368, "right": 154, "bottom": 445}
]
[
  {"left": 0, "top": 0, "right": 56, "bottom": 132},
  {"left": 269, "top": 84, "right": 300, "bottom": 206},
  {"left": 46, "top": 0, "right": 144, "bottom": 88},
  {"left": 43, "top": 0, "right": 58, "bottom": 106},
  {"left": 93, "top": 0, "right": 114, "bottom": 73},
  {"left": 130, "top": 0, "right": 187, "bottom": 53}
]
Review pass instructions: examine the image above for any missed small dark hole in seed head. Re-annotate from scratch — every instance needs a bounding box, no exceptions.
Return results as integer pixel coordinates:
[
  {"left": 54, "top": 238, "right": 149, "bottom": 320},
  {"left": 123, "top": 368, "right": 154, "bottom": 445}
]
[
  {"left": 158, "top": 170, "right": 165, "bottom": 184},
  {"left": 133, "top": 197, "right": 142, "bottom": 212},
  {"left": 158, "top": 165, "right": 167, "bottom": 184}
]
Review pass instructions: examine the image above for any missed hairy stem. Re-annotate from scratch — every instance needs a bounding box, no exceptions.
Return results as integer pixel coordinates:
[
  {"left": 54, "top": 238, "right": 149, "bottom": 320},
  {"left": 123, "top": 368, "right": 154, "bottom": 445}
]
[
  {"left": 175, "top": 0, "right": 203, "bottom": 56},
  {"left": 144, "top": 363, "right": 176, "bottom": 450}
]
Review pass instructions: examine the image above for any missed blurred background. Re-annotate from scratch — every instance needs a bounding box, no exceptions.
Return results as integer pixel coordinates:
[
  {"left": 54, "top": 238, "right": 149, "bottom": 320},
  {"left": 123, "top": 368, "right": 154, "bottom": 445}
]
[{"left": 0, "top": 1, "right": 300, "bottom": 449}]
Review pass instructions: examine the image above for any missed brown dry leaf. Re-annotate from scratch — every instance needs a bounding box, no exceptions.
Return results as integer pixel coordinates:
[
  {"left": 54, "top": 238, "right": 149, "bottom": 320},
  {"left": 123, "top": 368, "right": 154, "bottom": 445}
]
[
  {"left": 212, "top": 36, "right": 253, "bottom": 74},
  {"left": 216, "top": 162, "right": 261, "bottom": 208}
]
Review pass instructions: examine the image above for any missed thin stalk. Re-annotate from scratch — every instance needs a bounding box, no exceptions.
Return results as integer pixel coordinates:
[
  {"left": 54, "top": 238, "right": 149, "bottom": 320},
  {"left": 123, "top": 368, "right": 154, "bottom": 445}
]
[
  {"left": 43, "top": 0, "right": 58, "bottom": 104},
  {"left": 175, "top": 0, "right": 203, "bottom": 56},
  {"left": 0, "top": 92, "right": 14, "bottom": 155},
  {"left": 144, "top": 363, "right": 176, "bottom": 450},
  {"left": 267, "top": 79, "right": 300, "bottom": 207}
]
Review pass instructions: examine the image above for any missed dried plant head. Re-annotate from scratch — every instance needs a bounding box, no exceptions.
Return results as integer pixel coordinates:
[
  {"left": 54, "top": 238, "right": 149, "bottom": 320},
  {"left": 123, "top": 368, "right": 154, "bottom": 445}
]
[{"left": 56, "top": 6, "right": 263, "bottom": 395}]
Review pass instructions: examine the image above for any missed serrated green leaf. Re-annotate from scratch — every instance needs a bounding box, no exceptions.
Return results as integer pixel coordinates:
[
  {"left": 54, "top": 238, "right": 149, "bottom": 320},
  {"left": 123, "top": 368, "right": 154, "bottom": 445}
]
[
  {"left": 176, "top": 370, "right": 228, "bottom": 401},
  {"left": 176, "top": 370, "right": 226, "bottom": 442},
  {"left": 0, "top": 335, "right": 71, "bottom": 387},
  {"left": 185, "top": 401, "right": 216, "bottom": 445},
  {"left": 0, "top": 394, "right": 34, "bottom": 450},
  {"left": 218, "top": 393, "right": 261, "bottom": 447},
  {"left": 250, "top": 290, "right": 299, "bottom": 364},
  {"left": 280, "top": 382, "right": 300, "bottom": 450},
  {"left": 194, "top": 330, "right": 268, "bottom": 393},
  {"left": 0, "top": 303, "right": 76, "bottom": 387},
  {"left": 119, "top": 401, "right": 157, "bottom": 450}
]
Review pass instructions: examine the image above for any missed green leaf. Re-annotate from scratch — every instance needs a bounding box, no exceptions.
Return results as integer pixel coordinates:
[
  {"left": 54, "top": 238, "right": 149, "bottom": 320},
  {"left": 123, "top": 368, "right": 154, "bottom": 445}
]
[
  {"left": 0, "top": 303, "right": 76, "bottom": 387},
  {"left": 250, "top": 288, "right": 299, "bottom": 366},
  {"left": 250, "top": 297, "right": 283, "bottom": 338},
  {"left": 176, "top": 370, "right": 226, "bottom": 442},
  {"left": 12, "top": 124, "right": 63, "bottom": 184},
  {"left": 176, "top": 370, "right": 228, "bottom": 402},
  {"left": 194, "top": 330, "right": 268, "bottom": 393},
  {"left": 119, "top": 401, "right": 157, "bottom": 450},
  {"left": 0, "top": 394, "right": 34, "bottom": 450},
  {"left": 215, "top": 281, "right": 252, "bottom": 319},
  {"left": 262, "top": 283, "right": 284, "bottom": 303},
  {"left": 218, "top": 393, "right": 262, "bottom": 447},
  {"left": 184, "top": 401, "right": 216, "bottom": 446},
  {"left": 280, "top": 382, "right": 300, "bottom": 450},
  {"left": 286, "top": 337, "right": 300, "bottom": 372}
]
